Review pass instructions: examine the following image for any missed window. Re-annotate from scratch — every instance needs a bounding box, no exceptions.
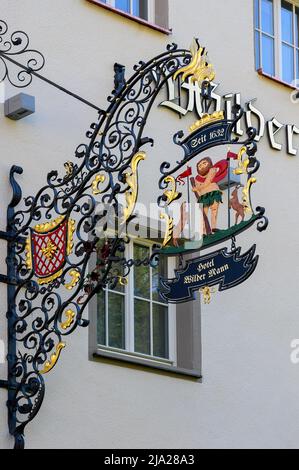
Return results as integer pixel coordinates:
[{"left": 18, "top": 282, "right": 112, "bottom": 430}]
[
  {"left": 87, "top": 0, "right": 170, "bottom": 31},
  {"left": 99, "top": 0, "right": 149, "bottom": 20},
  {"left": 255, "top": 0, "right": 275, "bottom": 75},
  {"left": 89, "top": 239, "right": 202, "bottom": 378},
  {"left": 97, "top": 241, "right": 172, "bottom": 361},
  {"left": 254, "top": 0, "right": 299, "bottom": 85},
  {"left": 281, "top": 0, "right": 299, "bottom": 83}
]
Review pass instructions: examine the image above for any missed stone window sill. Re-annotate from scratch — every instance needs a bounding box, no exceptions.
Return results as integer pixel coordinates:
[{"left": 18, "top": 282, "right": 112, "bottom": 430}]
[{"left": 93, "top": 348, "right": 202, "bottom": 381}]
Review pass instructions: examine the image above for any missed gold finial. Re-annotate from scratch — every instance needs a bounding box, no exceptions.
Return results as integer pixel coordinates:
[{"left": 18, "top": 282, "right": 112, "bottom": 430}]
[{"left": 200, "top": 286, "right": 216, "bottom": 304}]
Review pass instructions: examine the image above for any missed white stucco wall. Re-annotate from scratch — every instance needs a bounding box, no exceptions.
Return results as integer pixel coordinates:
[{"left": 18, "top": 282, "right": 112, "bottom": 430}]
[{"left": 0, "top": 0, "right": 299, "bottom": 449}]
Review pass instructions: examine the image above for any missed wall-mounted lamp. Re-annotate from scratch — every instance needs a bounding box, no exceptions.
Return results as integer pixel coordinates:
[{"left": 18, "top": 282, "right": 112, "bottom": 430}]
[{"left": 4, "top": 93, "right": 35, "bottom": 121}]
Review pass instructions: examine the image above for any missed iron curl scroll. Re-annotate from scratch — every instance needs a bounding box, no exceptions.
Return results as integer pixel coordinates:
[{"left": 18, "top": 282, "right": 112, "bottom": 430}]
[
  {"left": 1, "top": 33, "right": 192, "bottom": 449},
  {"left": 0, "top": 20, "right": 45, "bottom": 87}
]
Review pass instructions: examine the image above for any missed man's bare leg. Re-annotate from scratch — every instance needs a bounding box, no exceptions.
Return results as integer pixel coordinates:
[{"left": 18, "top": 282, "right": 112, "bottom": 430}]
[{"left": 210, "top": 202, "right": 220, "bottom": 232}]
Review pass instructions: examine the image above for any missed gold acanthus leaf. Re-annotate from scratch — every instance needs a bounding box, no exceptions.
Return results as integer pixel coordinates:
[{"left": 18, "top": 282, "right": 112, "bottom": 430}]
[
  {"left": 64, "top": 269, "right": 81, "bottom": 290},
  {"left": 123, "top": 152, "right": 146, "bottom": 222},
  {"left": 92, "top": 174, "right": 106, "bottom": 195},
  {"left": 163, "top": 176, "right": 180, "bottom": 206},
  {"left": 61, "top": 310, "right": 76, "bottom": 330},
  {"left": 160, "top": 212, "right": 174, "bottom": 247},
  {"left": 233, "top": 146, "right": 250, "bottom": 176},
  {"left": 242, "top": 177, "right": 257, "bottom": 214},
  {"left": 40, "top": 342, "right": 66, "bottom": 375}
]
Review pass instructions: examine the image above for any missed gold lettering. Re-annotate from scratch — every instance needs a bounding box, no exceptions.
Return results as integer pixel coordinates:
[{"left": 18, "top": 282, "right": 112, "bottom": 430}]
[{"left": 208, "top": 264, "right": 229, "bottom": 278}]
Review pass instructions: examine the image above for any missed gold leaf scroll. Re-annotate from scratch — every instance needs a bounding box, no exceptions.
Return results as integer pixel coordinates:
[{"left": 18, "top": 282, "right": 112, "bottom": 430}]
[
  {"left": 160, "top": 212, "right": 174, "bottom": 247},
  {"left": 174, "top": 38, "right": 216, "bottom": 84},
  {"left": 64, "top": 269, "right": 80, "bottom": 290},
  {"left": 40, "top": 342, "right": 66, "bottom": 375},
  {"left": 92, "top": 174, "right": 106, "bottom": 195},
  {"left": 61, "top": 310, "right": 76, "bottom": 330},
  {"left": 162, "top": 176, "right": 180, "bottom": 206},
  {"left": 123, "top": 152, "right": 146, "bottom": 222},
  {"left": 233, "top": 146, "right": 249, "bottom": 176},
  {"left": 242, "top": 177, "right": 257, "bottom": 214}
]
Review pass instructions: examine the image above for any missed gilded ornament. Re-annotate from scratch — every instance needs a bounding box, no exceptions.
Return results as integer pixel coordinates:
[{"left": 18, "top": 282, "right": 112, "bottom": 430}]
[
  {"left": 123, "top": 152, "right": 146, "bottom": 222},
  {"left": 64, "top": 269, "right": 80, "bottom": 290},
  {"left": 92, "top": 174, "right": 106, "bottom": 195},
  {"left": 233, "top": 146, "right": 250, "bottom": 176},
  {"left": 242, "top": 177, "right": 257, "bottom": 214},
  {"left": 41, "top": 241, "right": 58, "bottom": 260},
  {"left": 174, "top": 38, "right": 216, "bottom": 84},
  {"left": 34, "top": 215, "right": 65, "bottom": 234},
  {"left": 189, "top": 111, "right": 224, "bottom": 134},
  {"left": 163, "top": 176, "right": 180, "bottom": 205},
  {"left": 160, "top": 212, "right": 174, "bottom": 247},
  {"left": 40, "top": 342, "right": 66, "bottom": 375},
  {"left": 67, "top": 219, "right": 76, "bottom": 256},
  {"left": 200, "top": 286, "right": 216, "bottom": 304},
  {"left": 61, "top": 310, "right": 75, "bottom": 330}
]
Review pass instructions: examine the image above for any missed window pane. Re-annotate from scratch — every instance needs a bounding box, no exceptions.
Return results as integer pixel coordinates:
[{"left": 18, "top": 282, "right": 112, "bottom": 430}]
[
  {"left": 97, "top": 291, "right": 106, "bottom": 345},
  {"left": 153, "top": 304, "right": 169, "bottom": 359},
  {"left": 134, "top": 299, "right": 150, "bottom": 355},
  {"left": 152, "top": 255, "right": 167, "bottom": 303},
  {"left": 255, "top": 30, "right": 261, "bottom": 69},
  {"left": 295, "top": 7, "right": 299, "bottom": 47},
  {"left": 132, "top": 0, "right": 140, "bottom": 17},
  {"left": 261, "top": 0, "right": 274, "bottom": 35},
  {"left": 282, "top": 0, "right": 294, "bottom": 44},
  {"left": 282, "top": 43, "right": 295, "bottom": 83},
  {"left": 255, "top": 0, "right": 260, "bottom": 28},
  {"left": 115, "top": 0, "right": 130, "bottom": 13},
  {"left": 108, "top": 292, "right": 125, "bottom": 349},
  {"left": 134, "top": 244, "right": 150, "bottom": 299},
  {"left": 297, "top": 50, "right": 299, "bottom": 80},
  {"left": 262, "top": 34, "right": 275, "bottom": 75}
]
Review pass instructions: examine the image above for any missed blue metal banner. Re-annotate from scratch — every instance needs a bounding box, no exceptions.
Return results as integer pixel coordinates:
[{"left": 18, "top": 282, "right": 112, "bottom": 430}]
[
  {"left": 159, "top": 245, "right": 258, "bottom": 304},
  {"left": 178, "top": 120, "right": 235, "bottom": 160}
]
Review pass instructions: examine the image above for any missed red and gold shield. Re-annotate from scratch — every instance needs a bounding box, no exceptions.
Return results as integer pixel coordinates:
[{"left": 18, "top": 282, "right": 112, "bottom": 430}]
[{"left": 26, "top": 216, "right": 75, "bottom": 285}]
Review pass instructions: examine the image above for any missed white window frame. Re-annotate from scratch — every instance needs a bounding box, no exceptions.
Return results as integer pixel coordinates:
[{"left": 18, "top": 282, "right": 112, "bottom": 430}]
[
  {"left": 97, "top": 238, "right": 177, "bottom": 366},
  {"left": 255, "top": 0, "right": 299, "bottom": 85},
  {"left": 101, "top": 0, "right": 155, "bottom": 23}
]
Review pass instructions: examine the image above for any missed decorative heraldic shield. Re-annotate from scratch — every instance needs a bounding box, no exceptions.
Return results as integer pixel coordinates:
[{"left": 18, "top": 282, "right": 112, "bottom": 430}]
[{"left": 25, "top": 216, "right": 75, "bottom": 285}]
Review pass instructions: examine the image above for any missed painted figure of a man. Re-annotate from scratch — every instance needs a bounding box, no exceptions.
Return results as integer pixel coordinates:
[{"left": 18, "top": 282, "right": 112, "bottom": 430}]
[{"left": 192, "top": 155, "right": 237, "bottom": 235}]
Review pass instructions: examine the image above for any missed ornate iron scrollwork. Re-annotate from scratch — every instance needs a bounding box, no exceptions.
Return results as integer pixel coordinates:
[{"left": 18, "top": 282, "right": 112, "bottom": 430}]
[
  {"left": 0, "top": 21, "right": 268, "bottom": 450},
  {"left": 0, "top": 21, "right": 192, "bottom": 449},
  {"left": 0, "top": 19, "right": 45, "bottom": 87}
]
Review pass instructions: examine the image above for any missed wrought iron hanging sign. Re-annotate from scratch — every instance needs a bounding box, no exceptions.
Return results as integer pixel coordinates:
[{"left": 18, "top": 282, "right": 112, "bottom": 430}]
[
  {"left": 0, "top": 21, "right": 268, "bottom": 449},
  {"left": 156, "top": 39, "right": 267, "bottom": 303},
  {"left": 160, "top": 245, "right": 259, "bottom": 304}
]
